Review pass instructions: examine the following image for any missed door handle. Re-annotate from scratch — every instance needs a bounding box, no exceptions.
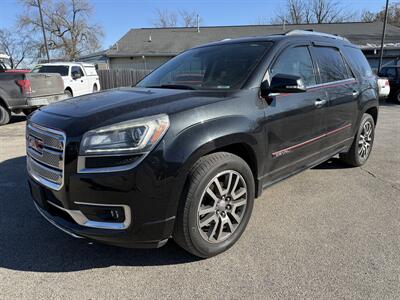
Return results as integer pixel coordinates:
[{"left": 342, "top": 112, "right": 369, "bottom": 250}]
[{"left": 315, "top": 99, "right": 327, "bottom": 108}]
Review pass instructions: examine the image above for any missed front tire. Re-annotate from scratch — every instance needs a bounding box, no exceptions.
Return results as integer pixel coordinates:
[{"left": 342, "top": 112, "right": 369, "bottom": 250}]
[
  {"left": 64, "top": 89, "right": 73, "bottom": 98},
  {"left": 0, "top": 104, "right": 11, "bottom": 125},
  {"left": 395, "top": 90, "right": 400, "bottom": 104},
  {"left": 340, "top": 113, "right": 375, "bottom": 167},
  {"left": 173, "top": 152, "right": 255, "bottom": 258}
]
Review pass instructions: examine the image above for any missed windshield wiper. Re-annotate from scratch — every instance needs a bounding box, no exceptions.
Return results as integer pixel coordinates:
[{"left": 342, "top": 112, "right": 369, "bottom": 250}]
[{"left": 145, "top": 84, "right": 197, "bottom": 90}]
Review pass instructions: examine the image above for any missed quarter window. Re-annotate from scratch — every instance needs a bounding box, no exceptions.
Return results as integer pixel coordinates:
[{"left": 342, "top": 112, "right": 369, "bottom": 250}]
[
  {"left": 313, "top": 47, "right": 351, "bottom": 83},
  {"left": 270, "top": 46, "right": 316, "bottom": 87},
  {"left": 342, "top": 46, "right": 373, "bottom": 78}
]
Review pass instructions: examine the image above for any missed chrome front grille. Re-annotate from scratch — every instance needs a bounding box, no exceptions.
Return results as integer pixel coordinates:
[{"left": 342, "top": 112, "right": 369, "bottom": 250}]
[{"left": 26, "top": 123, "right": 66, "bottom": 190}]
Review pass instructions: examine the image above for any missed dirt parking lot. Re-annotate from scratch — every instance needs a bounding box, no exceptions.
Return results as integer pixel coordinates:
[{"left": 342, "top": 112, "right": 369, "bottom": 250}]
[{"left": 0, "top": 104, "right": 399, "bottom": 299}]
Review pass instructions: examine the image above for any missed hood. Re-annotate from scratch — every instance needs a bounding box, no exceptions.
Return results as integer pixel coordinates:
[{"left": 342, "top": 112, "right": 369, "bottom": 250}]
[{"left": 34, "top": 87, "right": 233, "bottom": 134}]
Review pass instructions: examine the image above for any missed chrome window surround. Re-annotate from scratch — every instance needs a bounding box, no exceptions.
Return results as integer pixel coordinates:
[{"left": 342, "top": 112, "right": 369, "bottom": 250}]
[
  {"left": 26, "top": 123, "right": 66, "bottom": 191},
  {"left": 47, "top": 201, "right": 132, "bottom": 230}
]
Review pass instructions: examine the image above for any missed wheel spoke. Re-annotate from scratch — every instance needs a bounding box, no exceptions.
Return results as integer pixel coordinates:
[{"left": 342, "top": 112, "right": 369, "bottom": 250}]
[
  {"left": 232, "top": 199, "right": 246, "bottom": 209},
  {"left": 226, "top": 217, "right": 235, "bottom": 232},
  {"left": 215, "top": 216, "right": 225, "bottom": 241},
  {"left": 213, "top": 179, "right": 224, "bottom": 197},
  {"left": 222, "top": 172, "right": 233, "bottom": 196},
  {"left": 206, "top": 187, "right": 220, "bottom": 203},
  {"left": 229, "top": 211, "right": 241, "bottom": 223},
  {"left": 199, "top": 213, "right": 217, "bottom": 228},
  {"left": 207, "top": 220, "right": 219, "bottom": 241},
  {"left": 199, "top": 206, "right": 215, "bottom": 216},
  {"left": 232, "top": 187, "right": 246, "bottom": 200}
]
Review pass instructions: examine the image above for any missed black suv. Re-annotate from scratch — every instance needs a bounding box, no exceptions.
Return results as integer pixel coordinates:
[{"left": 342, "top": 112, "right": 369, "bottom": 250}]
[
  {"left": 27, "top": 30, "right": 379, "bottom": 258},
  {"left": 379, "top": 65, "right": 400, "bottom": 103}
]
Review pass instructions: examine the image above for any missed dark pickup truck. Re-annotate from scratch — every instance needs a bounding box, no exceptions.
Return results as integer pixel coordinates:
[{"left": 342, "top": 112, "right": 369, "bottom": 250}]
[{"left": 0, "top": 62, "right": 66, "bottom": 125}]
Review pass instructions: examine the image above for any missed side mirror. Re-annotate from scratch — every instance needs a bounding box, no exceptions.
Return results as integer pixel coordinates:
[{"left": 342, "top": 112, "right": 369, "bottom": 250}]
[
  {"left": 261, "top": 74, "right": 306, "bottom": 97},
  {"left": 72, "top": 72, "right": 82, "bottom": 80}
]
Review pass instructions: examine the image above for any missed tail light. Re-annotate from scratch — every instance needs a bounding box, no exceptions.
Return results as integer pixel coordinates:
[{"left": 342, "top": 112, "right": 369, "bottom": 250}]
[
  {"left": 16, "top": 79, "right": 32, "bottom": 94},
  {"left": 384, "top": 79, "right": 390, "bottom": 87}
]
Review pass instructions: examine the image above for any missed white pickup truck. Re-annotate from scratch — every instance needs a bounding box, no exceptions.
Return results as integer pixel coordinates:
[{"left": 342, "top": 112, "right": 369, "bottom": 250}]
[{"left": 32, "top": 62, "right": 101, "bottom": 97}]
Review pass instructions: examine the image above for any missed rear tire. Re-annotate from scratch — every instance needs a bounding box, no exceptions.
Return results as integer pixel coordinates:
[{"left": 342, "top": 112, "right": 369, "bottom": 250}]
[
  {"left": 64, "top": 89, "right": 73, "bottom": 98},
  {"left": 339, "top": 113, "right": 375, "bottom": 167},
  {"left": 395, "top": 90, "right": 400, "bottom": 104},
  {"left": 173, "top": 152, "right": 255, "bottom": 258},
  {"left": 0, "top": 104, "right": 11, "bottom": 125},
  {"left": 93, "top": 84, "right": 98, "bottom": 93}
]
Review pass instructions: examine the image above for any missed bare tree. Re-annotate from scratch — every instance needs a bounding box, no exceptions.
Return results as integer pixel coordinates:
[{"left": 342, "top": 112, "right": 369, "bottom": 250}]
[
  {"left": 152, "top": 9, "right": 202, "bottom": 28},
  {"left": 152, "top": 9, "right": 178, "bottom": 28},
  {"left": 271, "top": 0, "right": 354, "bottom": 25},
  {"left": 360, "top": 10, "right": 377, "bottom": 22},
  {"left": 19, "top": 0, "right": 103, "bottom": 61},
  {"left": 361, "top": 3, "right": 400, "bottom": 27},
  {"left": 0, "top": 28, "right": 37, "bottom": 68},
  {"left": 179, "top": 10, "right": 202, "bottom": 27}
]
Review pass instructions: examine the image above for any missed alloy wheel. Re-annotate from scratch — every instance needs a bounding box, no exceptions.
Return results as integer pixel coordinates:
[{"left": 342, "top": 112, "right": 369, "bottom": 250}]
[
  {"left": 197, "top": 170, "right": 247, "bottom": 243},
  {"left": 358, "top": 121, "right": 373, "bottom": 160}
]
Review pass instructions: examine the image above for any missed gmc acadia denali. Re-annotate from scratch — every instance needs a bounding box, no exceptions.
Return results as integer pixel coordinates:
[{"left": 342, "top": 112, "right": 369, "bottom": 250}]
[{"left": 27, "top": 31, "right": 379, "bottom": 258}]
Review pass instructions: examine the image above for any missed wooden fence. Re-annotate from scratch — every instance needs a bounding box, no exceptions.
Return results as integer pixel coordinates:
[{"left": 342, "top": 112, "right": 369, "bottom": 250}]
[{"left": 97, "top": 69, "right": 151, "bottom": 90}]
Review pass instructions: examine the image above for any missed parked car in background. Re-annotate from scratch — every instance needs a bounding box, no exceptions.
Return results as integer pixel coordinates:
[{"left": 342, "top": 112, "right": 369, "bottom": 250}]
[
  {"left": 378, "top": 66, "right": 400, "bottom": 103},
  {"left": 32, "top": 62, "right": 101, "bottom": 97},
  {"left": 377, "top": 77, "right": 390, "bottom": 99},
  {"left": 0, "top": 56, "right": 66, "bottom": 125},
  {"left": 27, "top": 31, "right": 379, "bottom": 258}
]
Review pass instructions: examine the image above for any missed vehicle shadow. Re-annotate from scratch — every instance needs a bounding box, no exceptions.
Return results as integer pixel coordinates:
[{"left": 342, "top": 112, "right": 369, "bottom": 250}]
[
  {"left": 0, "top": 156, "right": 199, "bottom": 273},
  {"left": 9, "top": 114, "right": 27, "bottom": 124},
  {"left": 312, "top": 157, "right": 352, "bottom": 170}
]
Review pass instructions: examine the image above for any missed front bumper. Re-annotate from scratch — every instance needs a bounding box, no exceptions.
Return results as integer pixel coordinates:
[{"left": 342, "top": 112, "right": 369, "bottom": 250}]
[{"left": 28, "top": 174, "right": 175, "bottom": 248}]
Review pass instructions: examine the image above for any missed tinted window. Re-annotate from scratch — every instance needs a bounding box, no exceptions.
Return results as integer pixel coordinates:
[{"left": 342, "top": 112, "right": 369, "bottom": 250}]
[
  {"left": 270, "top": 46, "right": 316, "bottom": 86},
  {"left": 381, "top": 67, "right": 397, "bottom": 79},
  {"left": 31, "top": 65, "right": 69, "bottom": 76},
  {"left": 138, "top": 42, "right": 272, "bottom": 90},
  {"left": 342, "top": 46, "right": 373, "bottom": 77},
  {"left": 71, "top": 66, "right": 84, "bottom": 77},
  {"left": 313, "top": 47, "right": 351, "bottom": 83}
]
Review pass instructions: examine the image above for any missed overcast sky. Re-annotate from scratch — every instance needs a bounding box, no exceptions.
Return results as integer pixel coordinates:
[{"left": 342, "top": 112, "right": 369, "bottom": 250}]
[{"left": 0, "top": 0, "right": 386, "bottom": 49}]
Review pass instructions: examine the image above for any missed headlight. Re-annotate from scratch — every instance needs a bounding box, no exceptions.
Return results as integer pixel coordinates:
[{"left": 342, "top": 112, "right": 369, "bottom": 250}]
[{"left": 80, "top": 114, "right": 169, "bottom": 155}]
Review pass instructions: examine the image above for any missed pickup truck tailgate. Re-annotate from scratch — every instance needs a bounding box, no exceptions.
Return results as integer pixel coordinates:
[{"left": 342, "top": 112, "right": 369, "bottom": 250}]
[{"left": 27, "top": 73, "right": 65, "bottom": 97}]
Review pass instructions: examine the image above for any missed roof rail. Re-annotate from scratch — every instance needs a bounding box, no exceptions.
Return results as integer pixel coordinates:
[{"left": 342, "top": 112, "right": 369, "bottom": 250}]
[{"left": 285, "top": 29, "right": 350, "bottom": 42}]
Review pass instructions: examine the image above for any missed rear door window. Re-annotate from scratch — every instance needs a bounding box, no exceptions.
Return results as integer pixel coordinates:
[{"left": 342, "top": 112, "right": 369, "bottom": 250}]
[
  {"left": 270, "top": 46, "right": 316, "bottom": 87},
  {"left": 313, "top": 46, "right": 351, "bottom": 83}
]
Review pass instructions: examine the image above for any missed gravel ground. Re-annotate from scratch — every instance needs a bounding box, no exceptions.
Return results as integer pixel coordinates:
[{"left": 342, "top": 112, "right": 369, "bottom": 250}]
[{"left": 0, "top": 104, "right": 399, "bottom": 299}]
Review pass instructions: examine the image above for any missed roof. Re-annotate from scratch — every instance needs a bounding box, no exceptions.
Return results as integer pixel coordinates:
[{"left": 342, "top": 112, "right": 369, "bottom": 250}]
[
  {"left": 36, "top": 62, "right": 95, "bottom": 67},
  {"left": 106, "top": 21, "right": 400, "bottom": 57}
]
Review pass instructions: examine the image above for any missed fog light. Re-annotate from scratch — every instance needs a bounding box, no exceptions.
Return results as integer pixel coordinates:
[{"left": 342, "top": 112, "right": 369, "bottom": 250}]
[{"left": 78, "top": 204, "right": 125, "bottom": 223}]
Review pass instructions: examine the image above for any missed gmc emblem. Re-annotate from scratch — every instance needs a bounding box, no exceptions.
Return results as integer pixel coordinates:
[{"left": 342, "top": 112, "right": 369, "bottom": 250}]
[{"left": 28, "top": 135, "right": 44, "bottom": 155}]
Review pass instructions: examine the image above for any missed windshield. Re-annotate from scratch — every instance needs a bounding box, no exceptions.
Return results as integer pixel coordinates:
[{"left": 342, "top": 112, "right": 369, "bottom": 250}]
[
  {"left": 31, "top": 65, "right": 69, "bottom": 76},
  {"left": 137, "top": 42, "right": 272, "bottom": 90}
]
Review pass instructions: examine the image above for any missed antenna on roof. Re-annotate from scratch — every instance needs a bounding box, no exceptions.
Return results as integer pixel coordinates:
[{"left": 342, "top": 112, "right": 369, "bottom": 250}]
[{"left": 197, "top": 14, "right": 200, "bottom": 33}]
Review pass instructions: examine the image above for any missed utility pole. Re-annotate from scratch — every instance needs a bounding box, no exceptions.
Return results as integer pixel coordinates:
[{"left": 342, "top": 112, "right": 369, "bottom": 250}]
[
  {"left": 37, "top": 0, "right": 50, "bottom": 62},
  {"left": 378, "top": 0, "right": 390, "bottom": 73}
]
